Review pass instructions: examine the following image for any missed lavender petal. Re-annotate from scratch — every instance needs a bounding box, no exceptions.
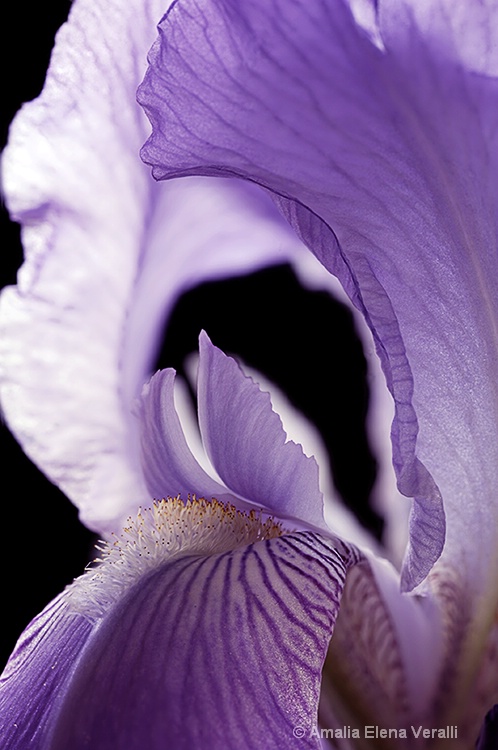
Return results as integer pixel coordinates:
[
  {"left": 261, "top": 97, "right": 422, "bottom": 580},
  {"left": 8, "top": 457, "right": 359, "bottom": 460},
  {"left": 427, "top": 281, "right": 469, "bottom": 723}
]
[{"left": 139, "top": 0, "right": 498, "bottom": 592}]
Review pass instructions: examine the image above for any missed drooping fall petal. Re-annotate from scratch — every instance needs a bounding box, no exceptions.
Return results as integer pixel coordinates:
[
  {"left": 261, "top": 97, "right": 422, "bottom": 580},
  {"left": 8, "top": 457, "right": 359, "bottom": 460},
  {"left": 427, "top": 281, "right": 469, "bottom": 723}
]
[
  {"left": 0, "top": 499, "right": 360, "bottom": 750},
  {"left": 48, "top": 533, "right": 356, "bottom": 750}
]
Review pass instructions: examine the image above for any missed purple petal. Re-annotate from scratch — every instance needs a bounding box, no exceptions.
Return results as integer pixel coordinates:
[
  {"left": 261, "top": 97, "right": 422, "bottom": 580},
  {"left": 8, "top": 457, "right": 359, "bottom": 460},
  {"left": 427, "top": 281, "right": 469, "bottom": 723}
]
[
  {"left": 0, "top": 594, "right": 94, "bottom": 749},
  {"left": 139, "top": 0, "right": 498, "bottom": 591},
  {"left": 43, "top": 533, "right": 355, "bottom": 749},
  {"left": 0, "top": 0, "right": 309, "bottom": 536},
  {"left": 380, "top": 0, "right": 498, "bottom": 77},
  {"left": 138, "top": 368, "right": 227, "bottom": 500},
  {"left": 197, "top": 333, "right": 326, "bottom": 528}
]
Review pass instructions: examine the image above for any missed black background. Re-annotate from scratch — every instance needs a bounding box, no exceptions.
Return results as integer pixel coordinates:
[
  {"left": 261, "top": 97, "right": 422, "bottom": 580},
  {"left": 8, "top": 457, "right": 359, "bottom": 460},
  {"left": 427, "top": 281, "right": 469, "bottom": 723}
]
[
  {"left": 0, "top": 0, "right": 377, "bottom": 669},
  {"left": 1, "top": 0, "right": 94, "bottom": 670}
]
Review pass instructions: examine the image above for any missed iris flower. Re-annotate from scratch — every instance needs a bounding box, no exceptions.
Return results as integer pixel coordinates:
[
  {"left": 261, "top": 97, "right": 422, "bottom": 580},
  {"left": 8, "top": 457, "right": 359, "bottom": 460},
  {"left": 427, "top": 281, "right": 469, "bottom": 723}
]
[{"left": 1, "top": 0, "right": 498, "bottom": 748}]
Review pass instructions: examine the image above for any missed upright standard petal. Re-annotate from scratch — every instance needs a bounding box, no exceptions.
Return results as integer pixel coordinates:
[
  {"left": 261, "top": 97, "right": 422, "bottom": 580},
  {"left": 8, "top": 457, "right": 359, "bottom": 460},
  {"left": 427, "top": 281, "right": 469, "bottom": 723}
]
[
  {"left": 0, "top": 0, "right": 308, "bottom": 536},
  {"left": 139, "top": 0, "right": 498, "bottom": 594},
  {"left": 198, "top": 332, "right": 326, "bottom": 528}
]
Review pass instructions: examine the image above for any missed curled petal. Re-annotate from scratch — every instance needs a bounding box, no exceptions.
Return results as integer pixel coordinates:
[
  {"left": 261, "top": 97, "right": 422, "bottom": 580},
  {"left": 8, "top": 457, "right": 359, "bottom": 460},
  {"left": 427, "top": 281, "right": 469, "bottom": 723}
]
[{"left": 139, "top": 0, "right": 498, "bottom": 596}]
